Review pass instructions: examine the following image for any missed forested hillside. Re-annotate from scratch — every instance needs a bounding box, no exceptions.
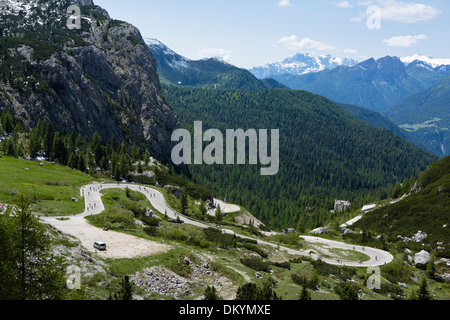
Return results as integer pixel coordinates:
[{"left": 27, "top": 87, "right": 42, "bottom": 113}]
[
  {"left": 162, "top": 86, "right": 437, "bottom": 231},
  {"left": 354, "top": 156, "right": 450, "bottom": 246},
  {"left": 384, "top": 76, "right": 450, "bottom": 157},
  {"left": 338, "top": 103, "right": 421, "bottom": 149}
]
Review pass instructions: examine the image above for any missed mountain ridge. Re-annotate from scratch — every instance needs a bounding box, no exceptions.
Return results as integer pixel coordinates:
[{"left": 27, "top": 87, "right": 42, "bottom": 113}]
[
  {"left": 249, "top": 52, "right": 358, "bottom": 79},
  {"left": 271, "top": 55, "right": 450, "bottom": 112},
  {"left": 145, "top": 37, "right": 287, "bottom": 91}
]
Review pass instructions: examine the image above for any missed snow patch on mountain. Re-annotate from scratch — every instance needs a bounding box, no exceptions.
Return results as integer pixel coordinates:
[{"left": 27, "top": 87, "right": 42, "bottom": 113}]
[
  {"left": 401, "top": 54, "right": 450, "bottom": 68},
  {"left": 0, "top": 0, "right": 35, "bottom": 18},
  {"left": 144, "top": 37, "right": 190, "bottom": 70},
  {"left": 249, "top": 53, "right": 358, "bottom": 78}
]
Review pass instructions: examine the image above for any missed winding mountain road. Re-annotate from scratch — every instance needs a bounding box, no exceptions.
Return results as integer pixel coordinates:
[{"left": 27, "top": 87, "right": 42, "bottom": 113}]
[{"left": 41, "top": 183, "right": 393, "bottom": 266}]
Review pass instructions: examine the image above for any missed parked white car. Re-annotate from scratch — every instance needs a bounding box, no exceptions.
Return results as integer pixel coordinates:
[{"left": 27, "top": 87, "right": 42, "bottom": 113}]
[{"left": 94, "top": 241, "right": 106, "bottom": 251}]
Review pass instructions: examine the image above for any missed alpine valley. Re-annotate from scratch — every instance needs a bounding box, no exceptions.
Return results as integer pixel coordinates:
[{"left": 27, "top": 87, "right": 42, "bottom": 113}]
[{"left": 0, "top": 0, "right": 448, "bottom": 305}]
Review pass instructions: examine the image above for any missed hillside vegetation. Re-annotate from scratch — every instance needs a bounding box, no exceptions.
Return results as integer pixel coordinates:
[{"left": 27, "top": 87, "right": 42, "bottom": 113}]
[
  {"left": 162, "top": 85, "right": 437, "bottom": 231},
  {"left": 354, "top": 156, "right": 450, "bottom": 246}
]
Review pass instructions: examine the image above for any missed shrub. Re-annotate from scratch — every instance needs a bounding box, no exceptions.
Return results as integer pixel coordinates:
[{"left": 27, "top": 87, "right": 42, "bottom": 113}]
[
  {"left": 375, "top": 282, "right": 404, "bottom": 299},
  {"left": 334, "top": 282, "right": 359, "bottom": 300},
  {"left": 311, "top": 259, "right": 355, "bottom": 281},
  {"left": 381, "top": 260, "right": 413, "bottom": 283},
  {"left": 167, "top": 258, "right": 192, "bottom": 277},
  {"left": 270, "top": 233, "right": 302, "bottom": 247},
  {"left": 203, "top": 228, "right": 236, "bottom": 249},
  {"left": 240, "top": 256, "right": 270, "bottom": 272},
  {"left": 239, "top": 243, "right": 268, "bottom": 258},
  {"left": 141, "top": 216, "right": 160, "bottom": 227},
  {"left": 88, "top": 206, "right": 135, "bottom": 230},
  {"left": 270, "top": 261, "right": 291, "bottom": 270},
  {"left": 235, "top": 283, "right": 281, "bottom": 300},
  {"left": 36, "top": 194, "right": 55, "bottom": 201},
  {"left": 143, "top": 226, "right": 158, "bottom": 236},
  {"left": 238, "top": 238, "right": 258, "bottom": 245},
  {"left": 44, "top": 180, "right": 67, "bottom": 186},
  {"left": 203, "top": 286, "right": 222, "bottom": 300},
  {"left": 435, "top": 249, "right": 450, "bottom": 259},
  {"left": 121, "top": 201, "right": 146, "bottom": 217},
  {"left": 291, "top": 273, "right": 317, "bottom": 290},
  {"left": 160, "top": 229, "right": 188, "bottom": 242}
]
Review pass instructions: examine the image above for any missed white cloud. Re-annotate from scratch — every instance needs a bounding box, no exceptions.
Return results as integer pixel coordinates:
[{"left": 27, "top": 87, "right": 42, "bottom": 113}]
[
  {"left": 275, "top": 36, "right": 358, "bottom": 54},
  {"left": 198, "top": 48, "right": 232, "bottom": 62},
  {"left": 337, "top": 1, "right": 354, "bottom": 8},
  {"left": 344, "top": 48, "right": 359, "bottom": 54},
  {"left": 276, "top": 0, "right": 292, "bottom": 7},
  {"left": 383, "top": 34, "right": 428, "bottom": 47},
  {"left": 353, "top": 0, "right": 442, "bottom": 23},
  {"left": 276, "top": 36, "right": 336, "bottom": 52}
]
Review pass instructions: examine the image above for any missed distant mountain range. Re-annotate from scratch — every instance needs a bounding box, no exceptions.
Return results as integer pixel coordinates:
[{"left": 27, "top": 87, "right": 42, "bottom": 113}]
[
  {"left": 249, "top": 53, "right": 358, "bottom": 79},
  {"left": 401, "top": 54, "right": 450, "bottom": 69},
  {"left": 145, "top": 38, "right": 287, "bottom": 91},
  {"left": 269, "top": 56, "right": 450, "bottom": 113},
  {"left": 145, "top": 39, "right": 449, "bottom": 157}
]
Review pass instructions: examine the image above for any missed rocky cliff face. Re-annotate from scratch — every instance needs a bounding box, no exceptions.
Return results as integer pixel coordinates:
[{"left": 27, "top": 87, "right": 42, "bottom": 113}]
[{"left": 0, "top": 0, "right": 179, "bottom": 162}]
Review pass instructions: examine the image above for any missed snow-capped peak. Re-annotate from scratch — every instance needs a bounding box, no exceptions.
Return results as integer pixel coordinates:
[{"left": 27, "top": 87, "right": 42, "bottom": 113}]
[
  {"left": 401, "top": 54, "right": 450, "bottom": 68},
  {"left": 144, "top": 37, "right": 191, "bottom": 70},
  {"left": 249, "top": 53, "right": 358, "bottom": 79},
  {"left": 143, "top": 37, "right": 166, "bottom": 47}
]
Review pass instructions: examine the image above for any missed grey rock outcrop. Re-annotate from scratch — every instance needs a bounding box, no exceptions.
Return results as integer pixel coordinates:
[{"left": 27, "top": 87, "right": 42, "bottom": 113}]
[
  {"left": 0, "top": 0, "right": 179, "bottom": 162},
  {"left": 145, "top": 207, "right": 157, "bottom": 218},
  {"left": 310, "top": 227, "right": 332, "bottom": 234},
  {"left": 414, "top": 250, "right": 431, "bottom": 269},
  {"left": 341, "top": 228, "right": 354, "bottom": 235},
  {"left": 164, "top": 185, "right": 183, "bottom": 199},
  {"left": 398, "top": 230, "right": 428, "bottom": 243}
]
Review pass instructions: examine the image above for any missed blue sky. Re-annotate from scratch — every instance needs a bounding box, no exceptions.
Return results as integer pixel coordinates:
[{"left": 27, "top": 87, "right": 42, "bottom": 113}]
[{"left": 94, "top": 0, "right": 450, "bottom": 69}]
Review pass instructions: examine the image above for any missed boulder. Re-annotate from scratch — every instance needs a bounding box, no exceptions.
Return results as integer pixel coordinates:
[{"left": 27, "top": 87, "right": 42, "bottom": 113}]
[
  {"left": 414, "top": 250, "right": 431, "bottom": 269},
  {"left": 310, "top": 227, "right": 331, "bottom": 234},
  {"left": 341, "top": 228, "right": 354, "bottom": 235},
  {"left": 145, "top": 207, "right": 156, "bottom": 218},
  {"left": 437, "top": 273, "right": 450, "bottom": 282},
  {"left": 398, "top": 231, "right": 428, "bottom": 243},
  {"left": 164, "top": 185, "right": 183, "bottom": 199},
  {"left": 438, "top": 258, "right": 450, "bottom": 267},
  {"left": 411, "top": 230, "right": 427, "bottom": 243}
]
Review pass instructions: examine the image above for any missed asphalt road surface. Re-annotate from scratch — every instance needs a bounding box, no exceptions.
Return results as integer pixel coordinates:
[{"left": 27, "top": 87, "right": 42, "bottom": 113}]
[{"left": 41, "top": 183, "right": 393, "bottom": 266}]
